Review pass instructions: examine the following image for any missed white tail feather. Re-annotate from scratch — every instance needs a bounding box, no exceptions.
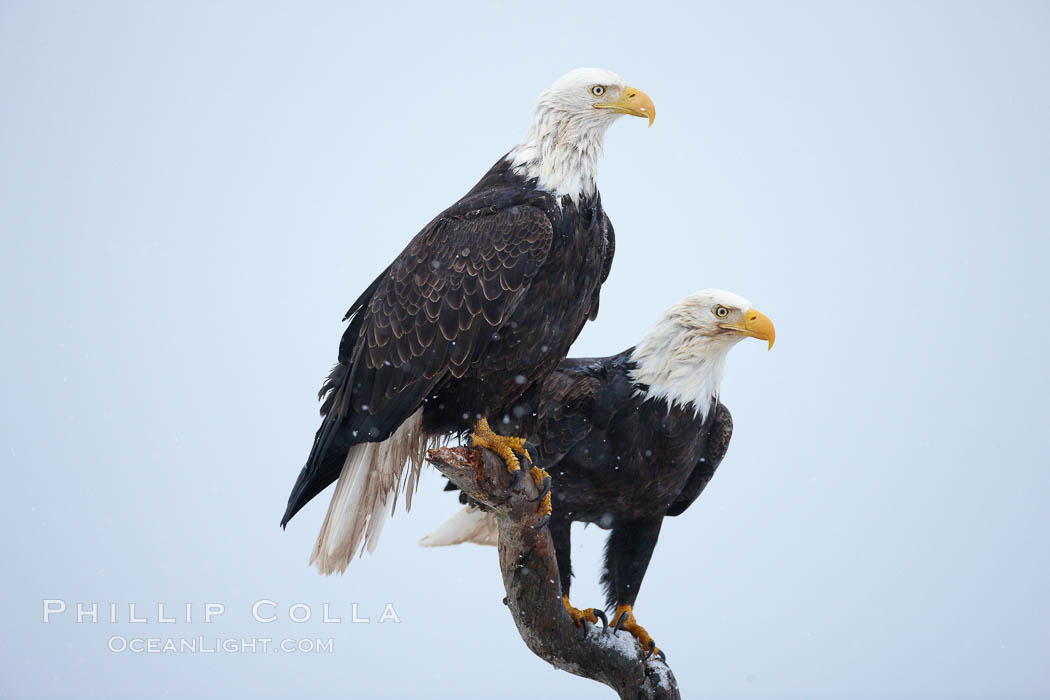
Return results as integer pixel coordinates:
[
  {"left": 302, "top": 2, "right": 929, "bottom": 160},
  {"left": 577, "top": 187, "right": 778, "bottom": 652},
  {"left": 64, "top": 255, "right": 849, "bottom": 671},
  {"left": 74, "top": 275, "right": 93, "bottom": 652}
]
[
  {"left": 310, "top": 409, "right": 432, "bottom": 574},
  {"left": 419, "top": 505, "right": 498, "bottom": 547}
]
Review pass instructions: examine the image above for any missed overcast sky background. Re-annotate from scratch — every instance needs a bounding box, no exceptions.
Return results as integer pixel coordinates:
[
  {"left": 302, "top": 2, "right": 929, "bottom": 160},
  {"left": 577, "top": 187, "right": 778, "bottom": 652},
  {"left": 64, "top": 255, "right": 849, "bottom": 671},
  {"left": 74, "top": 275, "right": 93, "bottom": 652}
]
[{"left": 1, "top": 1, "right": 1048, "bottom": 698}]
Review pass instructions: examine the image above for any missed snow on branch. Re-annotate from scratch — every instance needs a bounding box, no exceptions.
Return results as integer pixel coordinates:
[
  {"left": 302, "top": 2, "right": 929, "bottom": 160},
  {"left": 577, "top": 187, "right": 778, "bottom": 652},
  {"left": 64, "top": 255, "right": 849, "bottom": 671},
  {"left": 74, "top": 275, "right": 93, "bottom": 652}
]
[{"left": 426, "top": 446, "right": 681, "bottom": 700}]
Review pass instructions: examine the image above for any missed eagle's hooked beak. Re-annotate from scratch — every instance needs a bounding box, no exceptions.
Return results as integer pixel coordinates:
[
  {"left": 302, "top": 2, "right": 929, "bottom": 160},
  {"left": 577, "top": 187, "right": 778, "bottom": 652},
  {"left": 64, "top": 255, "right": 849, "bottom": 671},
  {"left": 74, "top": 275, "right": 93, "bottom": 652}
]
[
  {"left": 594, "top": 86, "right": 655, "bottom": 127},
  {"left": 722, "top": 309, "right": 776, "bottom": 350}
]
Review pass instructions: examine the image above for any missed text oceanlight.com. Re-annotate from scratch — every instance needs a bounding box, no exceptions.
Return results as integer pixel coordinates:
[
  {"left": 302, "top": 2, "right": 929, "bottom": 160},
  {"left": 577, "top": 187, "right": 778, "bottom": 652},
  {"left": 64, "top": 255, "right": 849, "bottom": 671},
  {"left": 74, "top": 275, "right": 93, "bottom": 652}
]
[
  {"left": 107, "top": 636, "right": 335, "bottom": 654},
  {"left": 42, "top": 599, "right": 401, "bottom": 654}
]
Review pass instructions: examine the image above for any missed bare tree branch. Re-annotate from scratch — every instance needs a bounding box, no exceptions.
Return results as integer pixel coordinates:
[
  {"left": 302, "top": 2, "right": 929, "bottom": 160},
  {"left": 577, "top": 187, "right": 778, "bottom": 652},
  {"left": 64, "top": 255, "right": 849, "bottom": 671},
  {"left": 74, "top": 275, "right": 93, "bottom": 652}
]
[{"left": 426, "top": 446, "right": 681, "bottom": 700}]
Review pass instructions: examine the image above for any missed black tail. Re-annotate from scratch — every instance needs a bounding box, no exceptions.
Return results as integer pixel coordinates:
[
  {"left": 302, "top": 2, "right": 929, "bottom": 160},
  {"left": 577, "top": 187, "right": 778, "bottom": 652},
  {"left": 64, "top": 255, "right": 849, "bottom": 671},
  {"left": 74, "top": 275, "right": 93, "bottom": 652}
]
[
  {"left": 280, "top": 270, "right": 389, "bottom": 528},
  {"left": 280, "top": 363, "right": 425, "bottom": 527},
  {"left": 281, "top": 366, "right": 356, "bottom": 527}
]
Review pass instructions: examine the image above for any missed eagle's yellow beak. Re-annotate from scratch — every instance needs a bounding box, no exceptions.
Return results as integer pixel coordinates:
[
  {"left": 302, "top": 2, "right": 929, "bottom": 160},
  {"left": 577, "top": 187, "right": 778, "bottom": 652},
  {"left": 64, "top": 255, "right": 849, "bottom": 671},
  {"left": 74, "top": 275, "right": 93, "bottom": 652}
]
[
  {"left": 722, "top": 309, "right": 776, "bottom": 350},
  {"left": 594, "top": 86, "right": 655, "bottom": 126}
]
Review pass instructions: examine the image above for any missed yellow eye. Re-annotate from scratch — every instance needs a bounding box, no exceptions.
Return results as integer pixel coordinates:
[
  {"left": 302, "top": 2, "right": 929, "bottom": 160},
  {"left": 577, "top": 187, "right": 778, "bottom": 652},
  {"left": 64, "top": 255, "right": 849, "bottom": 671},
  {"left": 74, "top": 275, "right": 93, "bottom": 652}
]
[
  {"left": 715, "top": 305, "right": 729, "bottom": 318},
  {"left": 591, "top": 85, "right": 605, "bottom": 97}
]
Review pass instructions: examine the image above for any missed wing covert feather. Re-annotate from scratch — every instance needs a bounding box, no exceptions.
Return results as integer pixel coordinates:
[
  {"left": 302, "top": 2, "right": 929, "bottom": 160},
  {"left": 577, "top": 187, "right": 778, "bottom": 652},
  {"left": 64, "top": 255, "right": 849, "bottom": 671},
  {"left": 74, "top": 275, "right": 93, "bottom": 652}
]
[
  {"left": 665, "top": 402, "right": 733, "bottom": 517},
  {"left": 332, "top": 206, "right": 553, "bottom": 427},
  {"left": 533, "top": 369, "right": 603, "bottom": 463}
]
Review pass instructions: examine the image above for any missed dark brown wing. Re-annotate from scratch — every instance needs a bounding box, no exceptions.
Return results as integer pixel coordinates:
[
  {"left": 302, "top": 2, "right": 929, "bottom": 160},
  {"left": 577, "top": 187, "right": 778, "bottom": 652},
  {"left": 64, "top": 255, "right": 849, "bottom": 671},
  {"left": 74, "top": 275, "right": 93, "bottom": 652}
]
[
  {"left": 342, "top": 205, "right": 553, "bottom": 422},
  {"left": 665, "top": 402, "right": 733, "bottom": 517},
  {"left": 587, "top": 212, "right": 615, "bottom": 321},
  {"left": 532, "top": 362, "right": 605, "bottom": 464},
  {"left": 282, "top": 205, "right": 553, "bottom": 525}
]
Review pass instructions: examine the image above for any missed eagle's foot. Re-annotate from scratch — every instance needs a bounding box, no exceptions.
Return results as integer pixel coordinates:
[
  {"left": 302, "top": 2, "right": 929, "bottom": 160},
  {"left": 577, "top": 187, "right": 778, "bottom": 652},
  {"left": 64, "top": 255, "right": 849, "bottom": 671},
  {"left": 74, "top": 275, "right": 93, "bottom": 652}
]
[
  {"left": 529, "top": 465, "right": 553, "bottom": 526},
  {"left": 563, "top": 595, "right": 607, "bottom": 631},
  {"left": 613, "top": 604, "right": 664, "bottom": 660},
  {"left": 470, "top": 417, "right": 532, "bottom": 475},
  {"left": 469, "top": 418, "right": 551, "bottom": 527}
]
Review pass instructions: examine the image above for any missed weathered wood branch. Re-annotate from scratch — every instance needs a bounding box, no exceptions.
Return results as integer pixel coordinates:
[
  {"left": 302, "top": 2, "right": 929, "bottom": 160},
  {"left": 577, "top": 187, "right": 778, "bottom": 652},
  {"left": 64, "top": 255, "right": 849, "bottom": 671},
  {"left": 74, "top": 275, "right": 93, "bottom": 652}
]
[{"left": 426, "top": 446, "right": 680, "bottom": 700}]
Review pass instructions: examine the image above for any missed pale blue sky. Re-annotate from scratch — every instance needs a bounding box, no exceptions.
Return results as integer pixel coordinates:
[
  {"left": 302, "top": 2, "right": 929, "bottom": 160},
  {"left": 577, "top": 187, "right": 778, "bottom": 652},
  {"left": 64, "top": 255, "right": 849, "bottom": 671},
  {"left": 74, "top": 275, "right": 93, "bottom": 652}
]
[{"left": 1, "top": 1, "right": 1048, "bottom": 698}]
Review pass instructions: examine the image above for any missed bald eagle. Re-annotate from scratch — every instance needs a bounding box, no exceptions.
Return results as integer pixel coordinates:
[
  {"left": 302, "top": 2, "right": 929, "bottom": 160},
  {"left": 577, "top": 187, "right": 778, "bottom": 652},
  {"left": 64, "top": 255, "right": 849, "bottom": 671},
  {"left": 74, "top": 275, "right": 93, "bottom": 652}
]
[
  {"left": 422, "top": 290, "right": 775, "bottom": 656},
  {"left": 281, "top": 68, "right": 655, "bottom": 575}
]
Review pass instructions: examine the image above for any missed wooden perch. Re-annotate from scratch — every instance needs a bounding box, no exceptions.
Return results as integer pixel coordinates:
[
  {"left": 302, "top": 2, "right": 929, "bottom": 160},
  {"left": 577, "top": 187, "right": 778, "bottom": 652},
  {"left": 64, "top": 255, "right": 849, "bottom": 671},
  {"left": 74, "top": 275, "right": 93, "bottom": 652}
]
[{"left": 426, "top": 446, "right": 681, "bottom": 700}]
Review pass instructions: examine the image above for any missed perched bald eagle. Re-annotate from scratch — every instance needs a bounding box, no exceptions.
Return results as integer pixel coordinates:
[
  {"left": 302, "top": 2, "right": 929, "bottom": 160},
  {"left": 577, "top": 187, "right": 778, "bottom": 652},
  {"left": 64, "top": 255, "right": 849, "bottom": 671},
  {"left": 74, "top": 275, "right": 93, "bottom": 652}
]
[
  {"left": 282, "top": 68, "right": 655, "bottom": 575},
  {"left": 422, "top": 290, "right": 775, "bottom": 656}
]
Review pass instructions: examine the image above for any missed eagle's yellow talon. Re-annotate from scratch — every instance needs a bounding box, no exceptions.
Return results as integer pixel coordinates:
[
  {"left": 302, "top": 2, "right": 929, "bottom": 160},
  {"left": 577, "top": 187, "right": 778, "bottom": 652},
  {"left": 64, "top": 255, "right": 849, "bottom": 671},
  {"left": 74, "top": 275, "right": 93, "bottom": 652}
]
[
  {"left": 530, "top": 466, "right": 553, "bottom": 519},
  {"left": 563, "top": 595, "right": 600, "bottom": 627},
  {"left": 471, "top": 418, "right": 551, "bottom": 522},
  {"left": 613, "top": 604, "right": 660, "bottom": 657},
  {"left": 470, "top": 417, "right": 530, "bottom": 474}
]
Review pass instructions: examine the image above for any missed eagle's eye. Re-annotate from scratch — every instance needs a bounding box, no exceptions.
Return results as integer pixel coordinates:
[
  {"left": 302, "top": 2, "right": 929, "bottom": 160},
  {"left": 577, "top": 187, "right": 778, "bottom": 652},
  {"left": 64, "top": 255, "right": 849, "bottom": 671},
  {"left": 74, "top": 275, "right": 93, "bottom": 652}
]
[
  {"left": 590, "top": 85, "right": 606, "bottom": 97},
  {"left": 714, "top": 305, "right": 730, "bottom": 318}
]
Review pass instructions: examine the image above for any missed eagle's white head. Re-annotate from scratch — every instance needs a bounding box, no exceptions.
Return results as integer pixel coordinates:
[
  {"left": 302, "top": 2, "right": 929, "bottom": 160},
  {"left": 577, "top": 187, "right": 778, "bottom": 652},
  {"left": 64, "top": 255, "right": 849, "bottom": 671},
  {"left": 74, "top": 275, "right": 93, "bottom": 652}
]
[
  {"left": 629, "top": 289, "right": 775, "bottom": 420},
  {"left": 508, "top": 68, "right": 655, "bottom": 203}
]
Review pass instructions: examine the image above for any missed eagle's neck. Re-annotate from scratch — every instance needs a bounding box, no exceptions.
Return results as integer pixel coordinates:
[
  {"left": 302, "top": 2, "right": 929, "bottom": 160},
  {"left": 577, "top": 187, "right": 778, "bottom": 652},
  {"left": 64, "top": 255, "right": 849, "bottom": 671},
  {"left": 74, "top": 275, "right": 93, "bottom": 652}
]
[
  {"left": 507, "top": 110, "right": 607, "bottom": 204},
  {"left": 628, "top": 327, "right": 737, "bottom": 422}
]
